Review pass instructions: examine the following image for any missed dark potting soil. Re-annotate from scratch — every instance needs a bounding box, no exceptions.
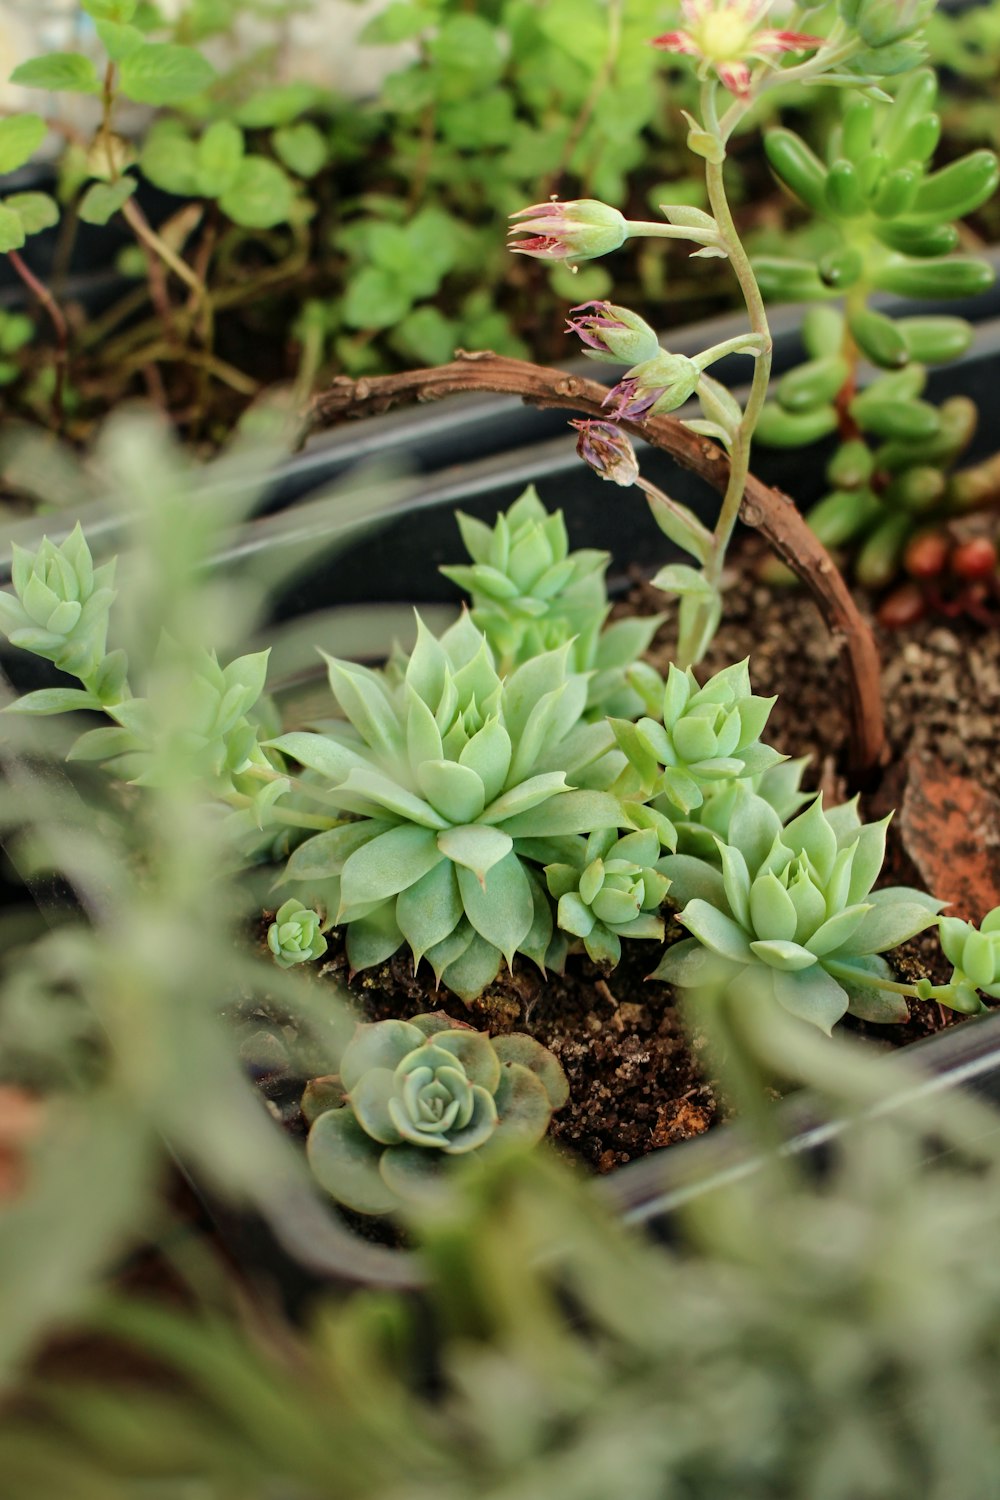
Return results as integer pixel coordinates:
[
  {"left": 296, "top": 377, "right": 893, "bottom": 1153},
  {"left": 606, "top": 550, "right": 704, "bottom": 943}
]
[{"left": 255, "top": 535, "right": 1000, "bottom": 1189}]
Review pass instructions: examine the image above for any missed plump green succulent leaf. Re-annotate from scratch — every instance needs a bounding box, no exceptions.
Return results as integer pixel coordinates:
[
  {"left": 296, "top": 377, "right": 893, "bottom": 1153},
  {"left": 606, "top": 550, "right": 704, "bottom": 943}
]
[
  {"left": 396, "top": 861, "right": 464, "bottom": 967},
  {"left": 660, "top": 854, "right": 728, "bottom": 911},
  {"left": 307, "top": 1109, "right": 400, "bottom": 1216},
  {"left": 680, "top": 900, "right": 755, "bottom": 963},
  {"left": 339, "top": 824, "right": 445, "bottom": 914},
  {"left": 835, "top": 889, "right": 943, "bottom": 957},
  {"left": 771, "top": 967, "right": 849, "bottom": 1035},
  {"left": 456, "top": 852, "right": 534, "bottom": 963},
  {"left": 340, "top": 1021, "right": 427, "bottom": 1092},
  {"left": 486, "top": 1062, "right": 556, "bottom": 1151},
  {"left": 436, "top": 824, "right": 513, "bottom": 879},
  {"left": 439, "top": 930, "right": 504, "bottom": 1002},
  {"left": 492, "top": 1034, "right": 570, "bottom": 1108},
  {"left": 345, "top": 903, "right": 404, "bottom": 972}
]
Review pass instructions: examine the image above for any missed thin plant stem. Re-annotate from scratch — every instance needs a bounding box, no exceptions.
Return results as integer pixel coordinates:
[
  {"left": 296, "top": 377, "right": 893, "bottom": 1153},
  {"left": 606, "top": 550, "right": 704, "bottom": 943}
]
[
  {"left": 676, "top": 81, "right": 773, "bottom": 665},
  {"left": 7, "top": 250, "right": 68, "bottom": 428}
]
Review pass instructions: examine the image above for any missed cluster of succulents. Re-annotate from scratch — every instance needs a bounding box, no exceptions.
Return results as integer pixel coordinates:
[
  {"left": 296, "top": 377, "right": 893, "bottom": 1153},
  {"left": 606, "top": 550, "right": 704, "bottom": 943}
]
[
  {"left": 656, "top": 791, "right": 943, "bottom": 1033},
  {"left": 545, "top": 828, "right": 671, "bottom": 966},
  {"left": 441, "top": 487, "right": 663, "bottom": 718},
  {"left": 303, "top": 1013, "right": 568, "bottom": 1215}
]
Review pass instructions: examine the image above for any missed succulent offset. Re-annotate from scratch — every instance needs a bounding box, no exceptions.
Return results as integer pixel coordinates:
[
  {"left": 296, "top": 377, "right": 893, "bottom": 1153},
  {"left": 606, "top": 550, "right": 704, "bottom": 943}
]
[
  {"left": 269, "top": 612, "right": 629, "bottom": 1001},
  {"left": 268, "top": 899, "right": 328, "bottom": 969},
  {"left": 440, "top": 487, "right": 662, "bottom": 718},
  {"left": 921, "top": 909, "right": 1000, "bottom": 1013},
  {"left": 0, "top": 524, "right": 115, "bottom": 685},
  {"left": 655, "top": 790, "right": 943, "bottom": 1032},
  {"left": 304, "top": 1012, "right": 569, "bottom": 1215},
  {"left": 545, "top": 827, "right": 671, "bottom": 966},
  {"left": 613, "top": 659, "right": 784, "bottom": 816}
]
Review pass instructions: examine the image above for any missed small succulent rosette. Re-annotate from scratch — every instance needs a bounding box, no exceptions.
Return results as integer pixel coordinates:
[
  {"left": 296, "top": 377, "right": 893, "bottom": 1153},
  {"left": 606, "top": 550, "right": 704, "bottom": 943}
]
[
  {"left": 655, "top": 791, "right": 943, "bottom": 1033},
  {"left": 923, "top": 909, "right": 1000, "bottom": 1014},
  {"left": 546, "top": 828, "right": 671, "bottom": 966},
  {"left": 304, "top": 1013, "right": 569, "bottom": 1216},
  {"left": 267, "top": 899, "right": 327, "bottom": 969},
  {"left": 613, "top": 659, "right": 784, "bottom": 816}
]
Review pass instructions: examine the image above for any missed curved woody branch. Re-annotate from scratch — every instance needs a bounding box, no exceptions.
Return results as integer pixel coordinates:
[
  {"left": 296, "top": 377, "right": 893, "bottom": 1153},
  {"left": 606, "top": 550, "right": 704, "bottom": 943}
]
[{"left": 308, "top": 352, "right": 885, "bottom": 776}]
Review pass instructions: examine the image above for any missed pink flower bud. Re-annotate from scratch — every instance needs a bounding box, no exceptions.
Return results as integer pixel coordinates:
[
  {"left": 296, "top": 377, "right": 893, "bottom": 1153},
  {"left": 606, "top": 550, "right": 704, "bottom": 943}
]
[
  {"left": 570, "top": 421, "right": 640, "bottom": 486},
  {"left": 603, "top": 351, "right": 701, "bottom": 420},
  {"left": 508, "top": 199, "right": 629, "bottom": 262},
  {"left": 565, "top": 301, "right": 662, "bottom": 365}
]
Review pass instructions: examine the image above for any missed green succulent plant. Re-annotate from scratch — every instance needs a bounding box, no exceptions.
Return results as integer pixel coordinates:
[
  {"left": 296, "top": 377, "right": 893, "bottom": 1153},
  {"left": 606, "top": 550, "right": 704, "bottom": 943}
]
[
  {"left": 0, "top": 524, "right": 115, "bottom": 684},
  {"left": 613, "top": 659, "right": 785, "bottom": 816},
  {"left": 440, "top": 487, "right": 663, "bottom": 718},
  {"left": 304, "top": 1012, "right": 569, "bottom": 1215},
  {"left": 269, "top": 612, "right": 629, "bottom": 1002},
  {"left": 673, "top": 755, "right": 814, "bottom": 858},
  {"left": 922, "top": 908, "right": 1000, "bottom": 1013},
  {"left": 654, "top": 790, "right": 943, "bottom": 1032},
  {"left": 267, "top": 899, "right": 328, "bottom": 969},
  {"left": 545, "top": 827, "right": 671, "bottom": 966}
]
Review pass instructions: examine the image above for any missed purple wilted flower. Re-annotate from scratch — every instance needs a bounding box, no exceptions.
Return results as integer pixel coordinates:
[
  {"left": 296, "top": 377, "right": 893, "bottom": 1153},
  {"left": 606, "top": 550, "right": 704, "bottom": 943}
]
[
  {"left": 570, "top": 421, "right": 640, "bottom": 486},
  {"left": 651, "top": 0, "right": 822, "bottom": 98},
  {"left": 508, "top": 199, "right": 629, "bottom": 262},
  {"left": 565, "top": 301, "right": 662, "bottom": 365},
  {"left": 603, "top": 352, "right": 701, "bottom": 420}
]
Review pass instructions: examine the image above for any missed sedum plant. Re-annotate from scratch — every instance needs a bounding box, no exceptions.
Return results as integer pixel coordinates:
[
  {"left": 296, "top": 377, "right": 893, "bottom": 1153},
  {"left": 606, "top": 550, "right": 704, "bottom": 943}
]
[
  {"left": 751, "top": 67, "right": 998, "bottom": 592},
  {"left": 440, "top": 485, "right": 663, "bottom": 718},
  {"left": 270, "top": 611, "right": 632, "bottom": 1002},
  {"left": 655, "top": 789, "right": 944, "bottom": 1032},
  {"left": 303, "top": 1012, "right": 568, "bottom": 1215}
]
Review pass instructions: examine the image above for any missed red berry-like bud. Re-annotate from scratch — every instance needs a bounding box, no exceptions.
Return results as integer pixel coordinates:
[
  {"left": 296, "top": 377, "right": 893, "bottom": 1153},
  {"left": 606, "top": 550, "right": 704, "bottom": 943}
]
[
  {"left": 878, "top": 581, "right": 927, "bottom": 629},
  {"left": 951, "top": 537, "right": 998, "bottom": 582},
  {"left": 903, "top": 529, "right": 950, "bottom": 580}
]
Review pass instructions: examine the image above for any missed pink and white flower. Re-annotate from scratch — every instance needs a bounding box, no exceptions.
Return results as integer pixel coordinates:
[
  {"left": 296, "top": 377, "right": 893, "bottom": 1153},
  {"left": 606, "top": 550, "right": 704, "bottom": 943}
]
[
  {"left": 651, "top": 0, "right": 823, "bottom": 98},
  {"left": 508, "top": 199, "right": 629, "bottom": 262}
]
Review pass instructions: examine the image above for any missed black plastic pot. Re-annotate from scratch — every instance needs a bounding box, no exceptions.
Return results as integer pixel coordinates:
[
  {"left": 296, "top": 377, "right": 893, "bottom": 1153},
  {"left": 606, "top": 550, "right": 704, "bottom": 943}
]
[{"left": 4, "top": 310, "right": 1000, "bottom": 1306}]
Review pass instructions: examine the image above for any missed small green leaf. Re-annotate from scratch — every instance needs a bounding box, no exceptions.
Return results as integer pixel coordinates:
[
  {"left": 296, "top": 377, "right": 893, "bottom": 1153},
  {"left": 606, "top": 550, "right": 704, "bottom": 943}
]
[
  {"left": 0, "top": 206, "right": 26, "bottom": 253},
  {"left": 0, "top": 115, "right": 46, "bottom": 175},
  {"left": 235, "top": 83, "right": 319, "bottom": 128},
  {"left": 82, "top": 0, "right": 138, "bottom": 20},
  {"left": 5, "top": 687, "right": 101, "bottom": 715},
  {"left": 272, "top": 122, "right": 327, "bottom": 179},
  {"left": 79, "top": 177, "right": 137, "bottom": 226},
  {"left": 5, "top": 193, "right": 58, "bottom": 235},
  {"left": 196, "top": 120, "right": 244, "bottom": 197},
  {"left": 95, "top": 21, "right": 145, "bottom": 61},
  {"left": 342, "top": 267, "right": 413, "bottom": 330},
  {"left": 119, "top": 44, "right": 215, "bottom": 106},
  {"left": 10, "top": 55, "right": 102, "bottom": 95},
  {"left": 219, "top": 156, "right": 295, "bottom": 229}
]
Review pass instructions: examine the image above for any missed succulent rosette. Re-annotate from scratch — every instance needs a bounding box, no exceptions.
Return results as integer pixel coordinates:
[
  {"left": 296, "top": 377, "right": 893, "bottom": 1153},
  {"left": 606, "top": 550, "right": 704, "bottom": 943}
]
[
  {"left": 304, "top": 1013, "right": 569, "bottom": 1215},
  {"left": 546, "top": 827, "right": 671, "bottom": 966},
  {"left": 613, "top": 659, "right": 784, "bottom": 816},
  {"left": 925, "top": 909, "right": 1000, "bottom": 1013},
  {"left": 267, "top": 899, "right": 328, "bottom": 968},
  {"left": 655, "top": 790, "right": 943, "bottom": 1032},
  {"left": 0, "top": 523, "right": 115, "bottom": 682},
  {"left": 440, "top": 487, "right": 662, "bottom": 717},
  {"left": 269, "top": 612, "right": 629, "bottom": 1002}
]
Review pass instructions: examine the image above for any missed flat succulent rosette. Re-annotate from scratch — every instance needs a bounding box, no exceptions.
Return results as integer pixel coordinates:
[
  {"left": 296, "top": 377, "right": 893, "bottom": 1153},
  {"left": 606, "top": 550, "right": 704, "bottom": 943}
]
[
  {"left": 654, "top": 791, "right": 943, "bottom": 1033},
  {"left": 546, "top": 827, "right": 671, "bottom": 966},
  {"left": 305, "top": 1013, "right": 569, "bottom": 1215},
  {"left": 612, "top": 659, "right": 784, "bottom": 817},
  {"left": 441, "top": 487, "right": 663, "bottom": 719},
  {"left": 268, "top": 613, "right": 629, "bottom": 1002}
]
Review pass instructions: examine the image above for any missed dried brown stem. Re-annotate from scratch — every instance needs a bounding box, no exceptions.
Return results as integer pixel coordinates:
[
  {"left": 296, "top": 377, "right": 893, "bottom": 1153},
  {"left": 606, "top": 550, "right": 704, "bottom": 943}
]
[{"left": 309, "top": 352, "right": 886, "bottom": 775}]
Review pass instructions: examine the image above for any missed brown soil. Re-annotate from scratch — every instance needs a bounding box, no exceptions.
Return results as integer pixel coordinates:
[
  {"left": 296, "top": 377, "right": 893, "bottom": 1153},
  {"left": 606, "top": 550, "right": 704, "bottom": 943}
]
[{"left": 251, "top": 535, "right": 1000, "bottom": 1185}]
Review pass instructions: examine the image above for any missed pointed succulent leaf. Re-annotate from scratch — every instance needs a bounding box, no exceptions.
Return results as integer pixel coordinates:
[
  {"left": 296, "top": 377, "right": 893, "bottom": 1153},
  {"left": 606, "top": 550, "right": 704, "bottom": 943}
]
[
  {"left": 749, "top": 939, "right": 820, "bottom": 971},
  {"left": 497, "top": 790, "right": 624, "bottom": 839},
  {"left": 836, "top": 888, "right": 944, "bottom": 957},
  {"left": 846, "top": 814, "right": 892, "bottom": 903},
  {"left": 806, "top": 903, "right": 872, "bottom": 956},
  {"left": 285, "top": 821, "right": 388, "bottom": 882},
  {"left": 396, "top": 860, "right": 464, "bottom": 967},
  {"left": 436, "top": 823, "right": 513, "bottom": 878},
  {"left": 440, "top": 931, "right": 504, "bottom": 1002},
  {"left": 457, "top": 852, "right": 534, "bottom": 962},
  {"left": 771, "top": 968, "right": 849, "bottom": 1036},
  {"left": 339, "top": 824, "right": 445, "bottom": 912},
  {"left": 680, "top": 899, "right": 755, "bottom": 963},
  {"left": 345, "top": 902, "right": 404, "bottom": 973},
  {"left": 458, "top": 718, "right": 512, "bottom": 804},
  {"left": 266, "top": 731, "right": 369, "bottom": 783},
  {"left": 749, "top": 871, "right": 797, "bottom": 943},
  {"left": 650, "top": 938, "right": 740, "bottom": 989}
]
